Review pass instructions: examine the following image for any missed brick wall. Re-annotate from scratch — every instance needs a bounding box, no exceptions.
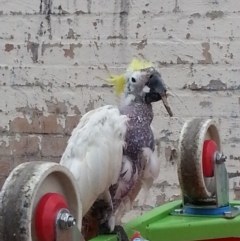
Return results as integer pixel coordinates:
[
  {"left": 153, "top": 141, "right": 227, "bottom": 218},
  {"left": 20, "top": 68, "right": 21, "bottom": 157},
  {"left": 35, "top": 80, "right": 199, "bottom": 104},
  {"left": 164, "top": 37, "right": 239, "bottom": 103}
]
[{"left": 0, "top": 0, "right": 240, "bottom": 220}]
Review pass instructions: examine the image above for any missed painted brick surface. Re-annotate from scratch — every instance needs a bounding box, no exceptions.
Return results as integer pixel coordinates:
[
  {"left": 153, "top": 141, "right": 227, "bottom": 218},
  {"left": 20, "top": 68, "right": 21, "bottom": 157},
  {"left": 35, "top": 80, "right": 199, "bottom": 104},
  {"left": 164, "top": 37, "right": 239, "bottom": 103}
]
[{"left": 0, "top": 0, "right": 240, "bottom": 222}]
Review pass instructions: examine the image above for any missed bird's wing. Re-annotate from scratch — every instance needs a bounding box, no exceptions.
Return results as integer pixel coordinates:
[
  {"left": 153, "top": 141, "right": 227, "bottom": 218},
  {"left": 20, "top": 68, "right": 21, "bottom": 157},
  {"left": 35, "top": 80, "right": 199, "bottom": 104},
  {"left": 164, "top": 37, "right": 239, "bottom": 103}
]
[
  {"left": 129, "top": 125, "right": 160, "bottom": 205},
  {"left": 114, "top": 124, "right": 160, "bottom": 224},
  {"left": 115, "top": 148, "right": 160, "bottom": 225},
  {"left": 114, "top": 148, "right": 160, "bottom": 225},
  {"left": 60, "top": 105, "right": 129, "bottom": 216}
]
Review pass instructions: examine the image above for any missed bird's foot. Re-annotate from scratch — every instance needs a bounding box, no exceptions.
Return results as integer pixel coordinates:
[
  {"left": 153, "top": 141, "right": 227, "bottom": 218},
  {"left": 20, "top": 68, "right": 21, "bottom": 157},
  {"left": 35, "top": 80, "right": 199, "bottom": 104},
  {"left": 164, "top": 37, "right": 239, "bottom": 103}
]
[
  {"left": 113, "top": 225, "right": 129, "bottom": 241},
  {"left": 98, "top": 223, "right": 128, "bottom": 241}
]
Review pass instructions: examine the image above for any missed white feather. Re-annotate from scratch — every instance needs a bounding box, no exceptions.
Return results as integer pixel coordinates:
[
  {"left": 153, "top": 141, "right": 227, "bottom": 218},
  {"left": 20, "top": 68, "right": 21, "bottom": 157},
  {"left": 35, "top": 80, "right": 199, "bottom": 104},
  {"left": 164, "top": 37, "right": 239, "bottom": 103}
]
[
  {"left": 113, "top": 157, "right": 136, "bottom": 200},
  {"left": 123, "top": 197, "right": 131, "bottom": 213},
  {"left": 60, "top": 105, "right": 129, "bottom": 216},
  {"left": 108, "top": 215, "right": 116, "bottom": 232},
  {"left": 114, "top": 196, "right": 132, "bottom": 225},
  {"left": 142, "top": 85, "right": 150, "bottom": 93},
  {"left": 115, "top": 202, "right": 125, "bottom": 225},
  {"left": 123, "top": 94, "right": 136, "bottom": 107},
  {"left": 141, "top": 147, "right": 160, "bottom": 205}
]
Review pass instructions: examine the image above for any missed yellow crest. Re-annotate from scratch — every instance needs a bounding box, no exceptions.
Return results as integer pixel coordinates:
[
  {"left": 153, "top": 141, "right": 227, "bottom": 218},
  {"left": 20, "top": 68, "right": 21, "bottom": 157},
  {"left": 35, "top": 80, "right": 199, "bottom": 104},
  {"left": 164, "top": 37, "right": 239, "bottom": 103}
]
[
  {"left": 127, "top": 58, "right": 154, "bottom": 72},
  {"left": 102, "top": 58, "right": 154, "bottom": 96}
]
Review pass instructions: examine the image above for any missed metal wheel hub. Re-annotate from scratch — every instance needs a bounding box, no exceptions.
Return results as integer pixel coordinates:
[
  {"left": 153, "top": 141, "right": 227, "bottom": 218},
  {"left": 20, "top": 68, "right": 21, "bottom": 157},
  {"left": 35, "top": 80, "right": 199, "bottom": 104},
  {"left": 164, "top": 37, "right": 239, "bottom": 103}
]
[{"left": 35, "top": 193, "right": 77, "bottom": 241}]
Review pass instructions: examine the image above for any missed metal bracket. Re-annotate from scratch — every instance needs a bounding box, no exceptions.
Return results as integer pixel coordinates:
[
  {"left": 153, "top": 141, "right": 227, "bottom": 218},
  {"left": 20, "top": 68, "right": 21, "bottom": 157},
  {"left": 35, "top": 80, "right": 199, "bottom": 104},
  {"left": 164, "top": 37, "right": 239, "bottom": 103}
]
[
  {"left": 172, "top": 151, "right": 240, "bottom": 219},
  {"left": 214, "top": 151, "right": 229, "bottom": 207},
  {"left": 181, "top": 151, "right": 229, "bottom": 209}
]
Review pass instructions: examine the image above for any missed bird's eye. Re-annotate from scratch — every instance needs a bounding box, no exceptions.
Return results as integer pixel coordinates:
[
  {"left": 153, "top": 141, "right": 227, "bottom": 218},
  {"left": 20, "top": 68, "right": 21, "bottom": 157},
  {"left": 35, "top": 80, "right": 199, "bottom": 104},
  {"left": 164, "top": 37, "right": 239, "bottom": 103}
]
[
  {"left": 149, "top": 74, "right": 153, "bottom": 79},
  {"left": 131, "top": 77, "right": 136, "bottom": 83}
]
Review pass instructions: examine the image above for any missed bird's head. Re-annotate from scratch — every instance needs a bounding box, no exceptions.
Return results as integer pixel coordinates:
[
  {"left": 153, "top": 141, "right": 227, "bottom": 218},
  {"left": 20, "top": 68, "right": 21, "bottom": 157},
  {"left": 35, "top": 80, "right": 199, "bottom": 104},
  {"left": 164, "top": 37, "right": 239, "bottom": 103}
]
[{"left": 103, "top": 58, "right": 173, "bottom": 117}]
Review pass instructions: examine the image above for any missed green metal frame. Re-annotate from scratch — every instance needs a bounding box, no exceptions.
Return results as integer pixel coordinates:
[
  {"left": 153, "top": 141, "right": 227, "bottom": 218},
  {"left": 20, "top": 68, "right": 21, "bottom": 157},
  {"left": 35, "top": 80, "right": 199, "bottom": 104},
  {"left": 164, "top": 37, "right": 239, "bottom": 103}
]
[{"left": 90, "top": 200, "right": 240, "bottom": 241}]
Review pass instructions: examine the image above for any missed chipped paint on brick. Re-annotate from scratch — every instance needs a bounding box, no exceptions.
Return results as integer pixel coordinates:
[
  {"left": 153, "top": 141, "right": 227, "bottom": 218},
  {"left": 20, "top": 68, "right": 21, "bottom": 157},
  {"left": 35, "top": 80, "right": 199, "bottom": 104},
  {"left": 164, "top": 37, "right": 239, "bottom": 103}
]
[
  {"left": 206, "top": 10, "right": 224, "bottom": 20},
  {"left": 5, "top": 44, "right": 14, "bottom": 52},
  {"left": 188, "top": 79, "right": 227, "bottom": 91},
  {"left": 0, "top": 136, "right": 10, "bottom": 148},
  {"left": 131, "top": 39, "right": 148, "bottom": 50},
  {"left": 26, "top": 41, "right": 39, "bottom": 63},
  {"left": 199, "top": 101, "right": 212, "bottom": 108},
  {"left": 155, "top": 193, "right": 166, "bottom": 205},
  {"left": 57, "top": 115, "right": 66, "bottom": 128},
  {"left": 198, "top": 42, "right": 213, "bottom": 64},
  {"left": 63, "top": 43, "right": 83, "bottom": 59}
]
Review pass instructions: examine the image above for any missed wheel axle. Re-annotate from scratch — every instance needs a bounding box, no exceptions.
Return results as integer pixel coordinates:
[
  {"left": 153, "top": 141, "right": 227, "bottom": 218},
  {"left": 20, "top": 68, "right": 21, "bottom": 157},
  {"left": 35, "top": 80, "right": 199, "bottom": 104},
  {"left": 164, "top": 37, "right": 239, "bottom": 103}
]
[{"left": 57, "top": 208, "right": 77, "bottom": 229}]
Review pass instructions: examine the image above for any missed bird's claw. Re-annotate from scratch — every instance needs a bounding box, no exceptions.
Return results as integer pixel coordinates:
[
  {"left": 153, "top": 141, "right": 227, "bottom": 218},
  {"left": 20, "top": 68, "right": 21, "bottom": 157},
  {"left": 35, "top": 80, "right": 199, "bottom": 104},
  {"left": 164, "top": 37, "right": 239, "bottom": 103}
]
[{"left": 113, "top": 225, "right": 129, "bottom": 241}]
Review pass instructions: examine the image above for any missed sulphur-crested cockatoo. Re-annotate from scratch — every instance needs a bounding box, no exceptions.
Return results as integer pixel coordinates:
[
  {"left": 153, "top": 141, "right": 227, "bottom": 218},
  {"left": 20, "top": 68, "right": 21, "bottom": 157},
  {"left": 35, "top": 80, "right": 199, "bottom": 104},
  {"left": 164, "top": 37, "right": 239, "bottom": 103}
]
[{"left": 60, "top": 58, "right": 173, "bottom": 240}]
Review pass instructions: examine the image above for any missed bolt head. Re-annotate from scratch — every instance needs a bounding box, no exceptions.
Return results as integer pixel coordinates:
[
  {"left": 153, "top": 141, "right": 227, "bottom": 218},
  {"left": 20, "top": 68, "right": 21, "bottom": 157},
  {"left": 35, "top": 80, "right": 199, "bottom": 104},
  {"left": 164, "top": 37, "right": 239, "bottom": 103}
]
[
  {"left": 224, "top": 211, "right": 232, "bottom": 218},
  {"left": 57, "top": 209, "right": 77, "bottom": 229},
  {"left": 174, "top": 209, "right": 183, "bottom": 214},
  {"left": 215, "top": 152, "right": 227, "bottom": 164},
  {"left": 67, "top": 216, "right": 76, "bottom": 227}
]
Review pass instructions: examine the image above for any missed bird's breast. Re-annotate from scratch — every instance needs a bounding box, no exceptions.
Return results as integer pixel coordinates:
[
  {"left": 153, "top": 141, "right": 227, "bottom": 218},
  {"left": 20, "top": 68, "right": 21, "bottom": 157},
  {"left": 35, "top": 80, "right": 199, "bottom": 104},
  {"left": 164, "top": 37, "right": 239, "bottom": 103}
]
[{"left": 123, "top": 120, "right": 154, "bottom": 161}]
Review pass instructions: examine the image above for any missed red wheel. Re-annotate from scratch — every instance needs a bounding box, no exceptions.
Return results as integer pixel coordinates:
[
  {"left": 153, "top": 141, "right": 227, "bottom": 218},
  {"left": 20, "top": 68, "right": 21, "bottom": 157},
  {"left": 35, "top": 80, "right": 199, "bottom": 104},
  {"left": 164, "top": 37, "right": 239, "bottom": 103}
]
[
  {"left": 178, "top": 118, "right": 222, "bottom": 199},
  {"left": 202, "top": 140, "right": 218, "bottom": 178},
  {"left": 35, "top": 193, "right": 69, "bottom": 241},
  {"left": 0, "top": 162, "right": 82, "bottom": 241}
]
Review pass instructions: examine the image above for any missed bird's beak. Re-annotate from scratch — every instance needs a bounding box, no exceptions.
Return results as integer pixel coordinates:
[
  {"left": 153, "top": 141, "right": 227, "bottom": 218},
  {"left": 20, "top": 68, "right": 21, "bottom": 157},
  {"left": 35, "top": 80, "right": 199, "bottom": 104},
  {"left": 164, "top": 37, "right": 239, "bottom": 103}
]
[
  {"left": 161, "top": 95, "right": 173, "bottom": 117},
  {"left": 145, "top": 72, "right": 173, "bottom": 117}
]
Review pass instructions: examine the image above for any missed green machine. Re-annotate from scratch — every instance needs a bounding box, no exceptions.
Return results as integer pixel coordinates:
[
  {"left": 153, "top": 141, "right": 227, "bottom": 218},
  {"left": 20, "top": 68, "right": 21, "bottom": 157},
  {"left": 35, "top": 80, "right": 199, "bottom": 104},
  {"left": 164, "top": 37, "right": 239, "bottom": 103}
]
[
  {"left": 91, "top": 118, "right": 240, "bottom": 241},
  {"left": 1, "top": 118, "right": 240, "bottom": 241}
]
